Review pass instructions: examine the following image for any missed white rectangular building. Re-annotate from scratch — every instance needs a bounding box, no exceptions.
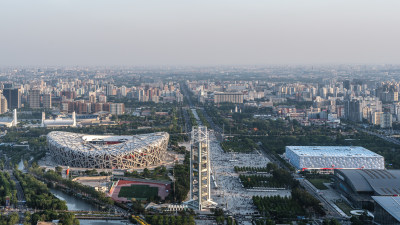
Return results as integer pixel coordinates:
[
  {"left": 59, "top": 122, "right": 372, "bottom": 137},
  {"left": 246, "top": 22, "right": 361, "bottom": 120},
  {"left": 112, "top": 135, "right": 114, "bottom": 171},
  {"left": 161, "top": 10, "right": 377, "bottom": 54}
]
[{"left": 285, "top": 146, "right": 384, "bottom": 171}]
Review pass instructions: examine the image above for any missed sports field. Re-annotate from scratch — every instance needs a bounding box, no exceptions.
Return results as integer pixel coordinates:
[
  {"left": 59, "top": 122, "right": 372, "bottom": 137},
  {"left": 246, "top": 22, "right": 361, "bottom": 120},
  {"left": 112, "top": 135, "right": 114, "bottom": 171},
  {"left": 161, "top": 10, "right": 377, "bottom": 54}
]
[{"left": 118, "top": 184, "right": 159, "bottom": 200}]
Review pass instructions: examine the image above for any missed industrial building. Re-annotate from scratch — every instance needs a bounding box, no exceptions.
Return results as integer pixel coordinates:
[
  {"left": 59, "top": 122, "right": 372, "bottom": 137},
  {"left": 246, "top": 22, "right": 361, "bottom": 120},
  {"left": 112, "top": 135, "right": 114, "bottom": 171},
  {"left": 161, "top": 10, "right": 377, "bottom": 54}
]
[
  {"left": 334, "top": 169, "right": 400, "bottom": 209},
  {"left": 47, "top": 131, "right": 169, "bottom": 169},
  {"left": 285, "top": 146, "right": 384, "bottom": 172}
]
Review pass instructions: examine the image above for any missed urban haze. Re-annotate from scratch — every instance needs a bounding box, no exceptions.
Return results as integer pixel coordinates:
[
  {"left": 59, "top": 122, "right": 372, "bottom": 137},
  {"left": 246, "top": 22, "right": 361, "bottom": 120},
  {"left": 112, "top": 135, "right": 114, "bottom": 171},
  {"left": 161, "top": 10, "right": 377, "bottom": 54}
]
[{"left": 0, "top": 1, "right": 399, "bottom": 225}]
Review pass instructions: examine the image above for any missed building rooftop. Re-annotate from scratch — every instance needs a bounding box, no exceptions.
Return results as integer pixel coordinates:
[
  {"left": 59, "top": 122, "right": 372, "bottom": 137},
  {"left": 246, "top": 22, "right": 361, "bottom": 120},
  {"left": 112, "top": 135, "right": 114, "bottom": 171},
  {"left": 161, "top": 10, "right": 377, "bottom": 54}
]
[
  {"left": 337, "top": 170, "right": 400, "bottom": 195},
  {"left": 43, "top": 119, "right": 74, "bottom": 126},
  {"left": 214, "top": 92, "right": 243, "bottom": 94},
  {"left": 0, "top": 117, "right": 13, "bottom": 123},
  {"left": 286, "top": 146, "right": 382, "bottom": 157},
  {"left": 47, "top": 131, "right": 169, "bottom": 155},
  {"left": 372, "top": 196, "right": 400, "bottom": 222}
]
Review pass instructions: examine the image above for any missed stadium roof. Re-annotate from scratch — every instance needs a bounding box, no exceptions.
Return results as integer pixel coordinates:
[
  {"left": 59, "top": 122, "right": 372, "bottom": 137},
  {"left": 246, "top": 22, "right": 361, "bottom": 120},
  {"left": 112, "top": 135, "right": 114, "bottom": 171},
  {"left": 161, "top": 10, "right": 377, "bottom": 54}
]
[
  {"left": 47, "top": 131, "right": 169, "bottom": 155},
  {"left": 286, "top": 146, "right": 382, "bottom": 157},
  {"left": 372, "top": 196, "right": 400, "bottom": 222},
  {"left": 337, "top": 170, "right": 400, "bottom": 195},
  {"left": 43, "top": 119, "right": 74, "bottom": 126}
]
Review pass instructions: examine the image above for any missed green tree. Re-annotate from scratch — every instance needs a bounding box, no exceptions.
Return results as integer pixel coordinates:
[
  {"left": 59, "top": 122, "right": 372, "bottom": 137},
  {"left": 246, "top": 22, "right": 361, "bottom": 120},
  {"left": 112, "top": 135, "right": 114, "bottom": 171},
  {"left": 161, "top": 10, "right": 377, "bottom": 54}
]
[
  {"left": 143, "top": 168, "right": 151, "bottom": 177},
  {"left": 55, "top": 166, "right": 63, "bottom": 175}
]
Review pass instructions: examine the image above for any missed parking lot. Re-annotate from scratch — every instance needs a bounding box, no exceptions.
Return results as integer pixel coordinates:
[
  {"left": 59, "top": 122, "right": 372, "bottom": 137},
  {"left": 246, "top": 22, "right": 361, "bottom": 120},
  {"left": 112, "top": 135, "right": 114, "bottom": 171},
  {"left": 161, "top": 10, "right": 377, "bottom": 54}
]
[{"left": 209, "top": 131, "right": 291, "bottom": 215}]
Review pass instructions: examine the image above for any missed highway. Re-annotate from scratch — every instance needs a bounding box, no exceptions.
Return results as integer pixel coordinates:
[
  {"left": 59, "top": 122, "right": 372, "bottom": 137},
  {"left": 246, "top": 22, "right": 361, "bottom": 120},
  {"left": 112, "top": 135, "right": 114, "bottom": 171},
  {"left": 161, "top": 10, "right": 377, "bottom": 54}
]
[{"left": 350, "top": 124, "right": 400, "bottom": 145}]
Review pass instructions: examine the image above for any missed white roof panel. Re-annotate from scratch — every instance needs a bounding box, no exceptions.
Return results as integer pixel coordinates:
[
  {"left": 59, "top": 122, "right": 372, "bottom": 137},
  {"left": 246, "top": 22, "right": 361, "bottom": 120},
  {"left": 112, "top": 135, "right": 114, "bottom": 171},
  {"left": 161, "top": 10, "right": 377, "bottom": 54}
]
[{"left": 286, "top": 146, "right": 382, "bottom": 157}]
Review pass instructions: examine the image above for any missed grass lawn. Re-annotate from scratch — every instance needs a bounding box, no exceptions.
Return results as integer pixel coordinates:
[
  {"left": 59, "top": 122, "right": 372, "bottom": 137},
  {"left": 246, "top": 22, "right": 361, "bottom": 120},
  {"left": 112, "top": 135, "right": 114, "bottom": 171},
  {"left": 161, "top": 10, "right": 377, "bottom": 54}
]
[
  {"left": 335, "top": 201, "right": 353, "bottom": 216},
  {"left": 118, "top": 185, "right": 159, "bottom": 200},
  {"left": 307, "top": 178, "right": 330, "bottom": 190},
  {"left": 221, "top": 137, "right": 257, "bottom": 153}
]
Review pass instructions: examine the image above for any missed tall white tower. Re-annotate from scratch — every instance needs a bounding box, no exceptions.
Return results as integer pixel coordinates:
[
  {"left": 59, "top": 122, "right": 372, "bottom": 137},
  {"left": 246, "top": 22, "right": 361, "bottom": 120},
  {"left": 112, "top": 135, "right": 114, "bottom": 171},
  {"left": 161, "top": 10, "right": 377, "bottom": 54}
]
[
  {"left": 12, "top": 109, "right": 17, "bottom": 127},
  {"left": 187, "top": 126, "right": 216, "bottom": 210},
  {"left": 41, "top": 112, "right": 46, "bottom": 127},
  {"left": 72, "top": 111, "right": 76, "bottom": 127}
]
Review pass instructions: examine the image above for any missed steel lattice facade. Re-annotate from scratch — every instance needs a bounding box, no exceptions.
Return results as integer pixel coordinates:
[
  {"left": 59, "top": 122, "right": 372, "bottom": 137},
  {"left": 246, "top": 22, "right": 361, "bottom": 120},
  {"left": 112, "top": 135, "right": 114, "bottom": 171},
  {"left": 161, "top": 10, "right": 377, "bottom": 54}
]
[
  {"left": 47, "top": 131, "right": 169, "bottom": 169},
  {"left": 187, "top": 126, "right": 216, "bottom": 210}
]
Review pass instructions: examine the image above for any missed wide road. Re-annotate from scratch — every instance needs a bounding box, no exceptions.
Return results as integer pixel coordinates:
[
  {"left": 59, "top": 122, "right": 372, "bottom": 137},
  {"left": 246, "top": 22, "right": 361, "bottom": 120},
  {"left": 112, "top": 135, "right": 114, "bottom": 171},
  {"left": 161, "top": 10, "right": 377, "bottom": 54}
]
[
  {"left": 349, "top": 124, "right": 400, "bottom": 145},
  {"left": 296, "top": 176, "right": 345, "bottom": 219},
  {"left": 2, "top": 156, "right": 27, "bottom": 208},
  {"left": 9, "top": 171, "right": 26, "bottom": 203}
]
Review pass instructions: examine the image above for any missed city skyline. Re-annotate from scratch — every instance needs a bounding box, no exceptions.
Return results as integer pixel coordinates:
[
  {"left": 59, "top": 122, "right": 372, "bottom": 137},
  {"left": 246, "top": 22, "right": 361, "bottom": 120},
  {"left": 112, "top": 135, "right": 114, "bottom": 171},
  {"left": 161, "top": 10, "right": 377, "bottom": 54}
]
[{"left": 2, "top": 1, "right": 400, "bottom": 224}]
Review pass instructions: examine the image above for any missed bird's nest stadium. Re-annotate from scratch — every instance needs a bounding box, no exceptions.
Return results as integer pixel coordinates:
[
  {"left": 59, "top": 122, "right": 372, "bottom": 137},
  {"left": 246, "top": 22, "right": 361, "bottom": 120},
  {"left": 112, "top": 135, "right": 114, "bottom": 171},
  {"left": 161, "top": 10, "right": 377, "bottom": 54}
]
[{"left": 47, "top": 131, "right": 169, "bottom": 169}]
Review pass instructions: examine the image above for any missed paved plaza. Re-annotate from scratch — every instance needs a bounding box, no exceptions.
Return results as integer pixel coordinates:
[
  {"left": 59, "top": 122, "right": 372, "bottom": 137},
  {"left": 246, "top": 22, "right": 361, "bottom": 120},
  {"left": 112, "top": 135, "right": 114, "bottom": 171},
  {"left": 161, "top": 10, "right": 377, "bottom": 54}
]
[{"left": 209, "top": 131, "right": 291, "bottom": 215}]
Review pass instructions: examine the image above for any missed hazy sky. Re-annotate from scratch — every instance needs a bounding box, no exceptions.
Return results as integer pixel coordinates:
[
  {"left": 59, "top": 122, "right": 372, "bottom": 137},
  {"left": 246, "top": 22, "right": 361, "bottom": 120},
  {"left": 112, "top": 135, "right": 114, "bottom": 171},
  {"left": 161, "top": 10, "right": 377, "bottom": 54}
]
[{"left": 1, "top": 0, "right": 399, "bottom": 66}]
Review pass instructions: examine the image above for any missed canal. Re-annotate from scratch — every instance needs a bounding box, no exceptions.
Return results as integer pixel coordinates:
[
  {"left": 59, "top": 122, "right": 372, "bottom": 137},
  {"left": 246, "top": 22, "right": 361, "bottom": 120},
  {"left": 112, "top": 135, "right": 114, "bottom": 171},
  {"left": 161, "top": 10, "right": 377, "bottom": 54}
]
[
  {"left": 50, "top": 188, "right": 98, "bottom": 211},
  {"left": 18, "top": 159, "right": 131, "bottom": 224},
  {"left": 50, "top": 189, "right": 131, "bottom": 224},
  {"left": 18, "top": 156, "right": 34, "bottom": 171}
]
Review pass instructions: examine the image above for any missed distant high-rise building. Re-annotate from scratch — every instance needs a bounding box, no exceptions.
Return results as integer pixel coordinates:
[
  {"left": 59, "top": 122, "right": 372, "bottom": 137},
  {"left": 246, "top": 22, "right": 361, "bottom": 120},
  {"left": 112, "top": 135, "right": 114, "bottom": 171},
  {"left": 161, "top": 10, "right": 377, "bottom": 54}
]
[
  {"left": 103, "top": 103, "right": 110, "bottom": 112},
  {"left": 120, "top": 86, "right": 127, "bottom": 97},
  {"left": 60, "top": 102, "right": 70, "bottom": 112},
  {"left": 29, "top": 89, "right": 41, "bottom": 108},
  {"left": 60, "top": 91, "right": 76, "bottom": 100},
  {"left": 3, "top": 83, "right": 13, "bottom": 89},
  {"left": 380, "top": 112, "right": 392, "bottom": 128},
  {"left": 319, "top": 87, "right": 327, "bottom": 98},
  {"left": 43, "top": 93, "right": 52, "bottom": 108},
  {"left": 394, "top": 103, "right": 400, "bottom": 121},
  {"left": 93, "top": 103, "right": 103, "bottom": 112},
  {"left": 3, "top": 88, "right": 21, "bottom": 109},
  {"left": 343, "top": 80, "right": 351, "bottom": 90},
  {"left": 99, "top": 95, "right": 107, "bottom": 103},
  {"left": 106, "top": 84, "right": 114, "bottom": 96},
  {"left": 138, "top": 89, "right": 146, "bottom": 102},
  {"left": 390, "top": 91, "right": 398, "bottom": 102},
  {"left": 214, "top": 92, "right": 244, "bottom": 104},
  {"left": 151, "top": 95, "right": 159, "bottom": 103},
  {"left": 345, "top": 97, "right": 382, "bottom": 122},
  {"left": 0, "top": 94, "right": 8, "bottom": 114},
  {"left": 109, "top": 103, "right": 125, "bottom": 115},
  {"left": 372, "top": 112, "right": 383, "bottom": 126},
  {"left": 89, "top": 93, "right": 96, "bottom": 103}
]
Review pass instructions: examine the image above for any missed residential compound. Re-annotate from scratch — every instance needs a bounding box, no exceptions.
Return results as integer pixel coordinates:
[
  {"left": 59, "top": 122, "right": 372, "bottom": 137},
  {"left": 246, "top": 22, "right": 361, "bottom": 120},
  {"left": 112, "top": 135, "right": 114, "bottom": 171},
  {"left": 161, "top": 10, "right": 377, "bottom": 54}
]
[
  {"left": 214, "top": 92, "right": 244, "bottom": 104},
  {"left": 0, "top": 72, "right": 183, "bottom": 116},
  {"left": 188, "top": 78, "right": 400, "bottom": 128},
  {"left": 1, "top": 67, "right": 398, "bottom": 128}
]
